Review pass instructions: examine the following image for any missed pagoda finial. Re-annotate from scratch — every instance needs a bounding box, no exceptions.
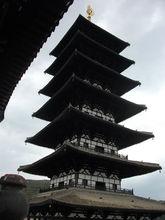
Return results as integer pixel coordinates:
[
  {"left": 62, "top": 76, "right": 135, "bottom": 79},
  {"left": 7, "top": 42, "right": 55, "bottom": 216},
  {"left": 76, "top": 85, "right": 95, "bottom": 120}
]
[{"left": 86, "top": 5, "right": 94, "bottom": 21}]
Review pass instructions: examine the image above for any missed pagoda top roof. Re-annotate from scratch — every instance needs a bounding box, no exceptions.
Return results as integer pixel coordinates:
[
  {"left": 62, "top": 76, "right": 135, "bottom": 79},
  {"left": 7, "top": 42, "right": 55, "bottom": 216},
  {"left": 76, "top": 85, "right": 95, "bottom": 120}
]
[
  {"left": 46, "top": 31, "right": 135, "bottom": 74},
  {"left": 27, "top": 106, "right": 154, "bottom": 150},
  {"left": 29, "top": 188, "right": 165, "bottom": 214},
  {"left": 42, "top": 51, "right": 140, "bottom": 97},
  {"left": 18, "top": 143, "right": 161, "bottom": 178},
  {"left": 34, "top": 75, "right": 146, "bottom": 123},
  {"left": 51, "top": 15, "right": 130, "bottom": 56},
  {"left": 0, "top": 0, "right": 74, "bottom": 122}
]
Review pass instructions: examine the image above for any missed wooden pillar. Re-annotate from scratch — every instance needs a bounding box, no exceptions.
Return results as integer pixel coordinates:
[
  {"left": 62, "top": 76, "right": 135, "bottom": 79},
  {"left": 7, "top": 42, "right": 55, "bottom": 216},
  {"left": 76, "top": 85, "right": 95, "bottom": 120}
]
[
  {"left": 135, "top": 214, "right": 142, "bottom": 220},
  {"left": 122, "top": 214, "right": 128, "bottom": 220}
]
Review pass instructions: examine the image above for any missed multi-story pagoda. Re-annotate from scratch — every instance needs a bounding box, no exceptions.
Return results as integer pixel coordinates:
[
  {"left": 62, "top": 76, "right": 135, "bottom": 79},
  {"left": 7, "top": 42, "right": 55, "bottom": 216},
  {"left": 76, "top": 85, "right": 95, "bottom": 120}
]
[{"left": 19, "top": 14, "right": 165, "bottom": 219}]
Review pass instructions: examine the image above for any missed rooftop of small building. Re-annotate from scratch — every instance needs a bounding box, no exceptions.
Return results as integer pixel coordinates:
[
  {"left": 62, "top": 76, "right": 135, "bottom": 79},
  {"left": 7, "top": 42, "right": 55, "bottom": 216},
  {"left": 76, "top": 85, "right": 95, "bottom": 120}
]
[{"left": 30, "top": 187, "right": 165, "bottom": 213}]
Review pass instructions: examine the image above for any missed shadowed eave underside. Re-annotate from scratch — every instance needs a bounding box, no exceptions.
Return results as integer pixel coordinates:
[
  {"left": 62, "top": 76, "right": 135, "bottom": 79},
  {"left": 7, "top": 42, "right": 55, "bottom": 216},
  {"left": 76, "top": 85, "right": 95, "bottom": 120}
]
[
  {"left": 18, "top": 143, "right": 161, "bottom": 178},
  {"left": 33, "top": 75, "right": 146, "bottom": 123},
  {"left": 0, "top": 0, "right": 74, "bottom": 122},
  {"left": 46, "top": 32, "right": 134, "bottom": 74},
  {"left": 26, "top": 106, "right": 154, "bottom": 150},
  {"left": 42, "top": 51, "right": 140, "bottom": 97}
]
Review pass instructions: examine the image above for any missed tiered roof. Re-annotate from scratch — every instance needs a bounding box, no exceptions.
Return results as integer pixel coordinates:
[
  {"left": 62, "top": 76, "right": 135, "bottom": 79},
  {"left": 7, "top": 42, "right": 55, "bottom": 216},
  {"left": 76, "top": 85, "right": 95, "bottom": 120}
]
[
  {"left": 18, "top": 143, "right": 161, "bottom": 178},
  {"left": 50, "top": 15, "right": 130, "bottom": 55},
  {"left": 39, "top": 51, "right": 140, "bottom": 96},
  {"left": 41, "top": 51, "right": 140, "bottom": 97},
  {"left": 34, "top": 76, "right": 146, "bottom": 122},
  {"left": 46, "top": 33, "right": 134, "bottom": 74},
  {"left": 28, "top": 106, "right": 153, "bottom": 150}
]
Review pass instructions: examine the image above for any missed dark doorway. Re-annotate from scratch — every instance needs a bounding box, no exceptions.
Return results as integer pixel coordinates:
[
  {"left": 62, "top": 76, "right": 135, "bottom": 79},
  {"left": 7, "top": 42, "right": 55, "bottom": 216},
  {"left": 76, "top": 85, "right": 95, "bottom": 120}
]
[
  {"left": 112, "top": 184, "right": 117, "bottom": 191},
  {"left": 95, "top": 181, "right": 106, "bottom": 191},
  {"left": 82, "top": 179, "right": 88, "bottom": 187},
  {"left": 58, "top": 181, "right": 64, "bottom": 189}
]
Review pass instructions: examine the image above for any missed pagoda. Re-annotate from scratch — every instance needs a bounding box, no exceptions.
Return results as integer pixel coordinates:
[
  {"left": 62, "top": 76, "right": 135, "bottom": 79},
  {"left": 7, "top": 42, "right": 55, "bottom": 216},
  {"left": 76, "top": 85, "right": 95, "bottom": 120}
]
[{"left": 19, "top": 14, "right": 165, "bottom": 219}]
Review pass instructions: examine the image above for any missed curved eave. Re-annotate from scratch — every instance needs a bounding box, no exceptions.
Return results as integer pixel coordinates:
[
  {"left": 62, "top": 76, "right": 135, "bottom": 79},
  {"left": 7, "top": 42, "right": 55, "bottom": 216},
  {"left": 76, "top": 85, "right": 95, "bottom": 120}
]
[
  {"left": 46, "top": 32, "right": 134, "bottom": 74},
  {"left": 18, "top": 143, "right": 161, "bottom": 178},
  {"left": 50, "top": 15, "right": 129, "bottom": 56},
  {"left": 29, "top": 188, "right": 165, "bottom": 214},
  {"left": 0, "top": 0, "right": 74, "bottom": 122},
  {"left": 27, "top": 106, "right": 154, "bottom": 150},
  {"left": 42, "top": 51, "right": 140, "bottom": 97},
  {"left": 33, "top": 75, "right": 146, "bottom": 123}
]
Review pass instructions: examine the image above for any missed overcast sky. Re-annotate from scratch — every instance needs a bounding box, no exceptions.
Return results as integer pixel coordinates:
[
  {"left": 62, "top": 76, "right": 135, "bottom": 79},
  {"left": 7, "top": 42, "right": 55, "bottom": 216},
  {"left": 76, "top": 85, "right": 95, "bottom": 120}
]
[{"left": 0, "top": 0, "right": 165, "bottom": 200}]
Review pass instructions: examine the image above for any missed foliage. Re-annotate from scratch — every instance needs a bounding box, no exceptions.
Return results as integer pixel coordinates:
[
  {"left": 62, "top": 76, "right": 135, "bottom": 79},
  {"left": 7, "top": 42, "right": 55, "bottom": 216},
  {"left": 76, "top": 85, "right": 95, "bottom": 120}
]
[{"left": 24, "top": 179, "right": 50, "bottom": 200}]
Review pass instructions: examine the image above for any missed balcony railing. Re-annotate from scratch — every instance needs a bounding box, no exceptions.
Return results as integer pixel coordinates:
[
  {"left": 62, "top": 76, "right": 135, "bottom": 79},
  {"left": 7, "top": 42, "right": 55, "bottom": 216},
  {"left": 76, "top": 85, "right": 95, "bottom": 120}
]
[
  {"left": 70, "top": 142, "right": 128, "bottom": 160},
  {"left": 39, "top": 184, "right": 133, "bottom": 195}
]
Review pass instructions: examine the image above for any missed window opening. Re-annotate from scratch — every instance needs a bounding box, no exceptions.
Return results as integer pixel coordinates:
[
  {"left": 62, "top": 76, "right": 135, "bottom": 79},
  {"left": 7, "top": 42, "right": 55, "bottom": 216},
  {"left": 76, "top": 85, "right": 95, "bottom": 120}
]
[{"left": 95, "top": 145, "right": 104, "bottom": 153}]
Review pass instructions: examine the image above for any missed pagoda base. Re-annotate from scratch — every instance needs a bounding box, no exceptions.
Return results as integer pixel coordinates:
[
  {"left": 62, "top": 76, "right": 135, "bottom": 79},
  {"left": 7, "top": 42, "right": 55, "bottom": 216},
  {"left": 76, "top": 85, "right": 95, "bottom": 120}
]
[{"left": 27, "top": 188, "right": 165, "bottom": 219}]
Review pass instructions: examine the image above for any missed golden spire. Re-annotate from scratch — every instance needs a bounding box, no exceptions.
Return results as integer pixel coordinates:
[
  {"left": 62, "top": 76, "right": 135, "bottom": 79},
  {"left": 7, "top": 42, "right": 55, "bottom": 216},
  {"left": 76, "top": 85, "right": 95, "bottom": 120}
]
[{"left": 86, "top": 5, "right": 94, "bottom": 21}]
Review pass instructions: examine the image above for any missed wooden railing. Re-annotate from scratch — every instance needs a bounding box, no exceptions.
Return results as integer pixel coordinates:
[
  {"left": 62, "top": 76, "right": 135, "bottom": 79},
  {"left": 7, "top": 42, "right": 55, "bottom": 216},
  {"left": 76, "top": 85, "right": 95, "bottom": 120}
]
[
  {"left": 79, "top": 145, "right": 128, "bottom": 159},
  {"left": 39, "top": 184, "right": 133, "bottom": 195}
]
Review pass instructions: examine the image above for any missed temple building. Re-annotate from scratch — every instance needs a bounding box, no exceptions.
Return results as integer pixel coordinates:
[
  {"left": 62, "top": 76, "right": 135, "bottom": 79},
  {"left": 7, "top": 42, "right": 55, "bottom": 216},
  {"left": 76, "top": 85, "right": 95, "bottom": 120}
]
[{"left": 19, "top": 14, "right": 165, "bottom": 219}]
